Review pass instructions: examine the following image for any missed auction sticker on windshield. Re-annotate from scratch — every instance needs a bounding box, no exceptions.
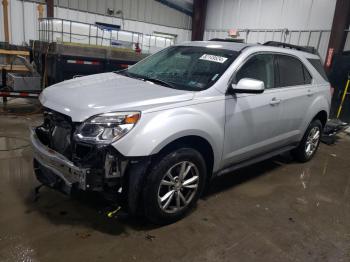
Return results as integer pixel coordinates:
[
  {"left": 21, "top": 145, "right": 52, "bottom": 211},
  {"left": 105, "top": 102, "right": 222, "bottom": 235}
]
[{"left": 199, "top": 54, "right": 228, "bottom": 63}]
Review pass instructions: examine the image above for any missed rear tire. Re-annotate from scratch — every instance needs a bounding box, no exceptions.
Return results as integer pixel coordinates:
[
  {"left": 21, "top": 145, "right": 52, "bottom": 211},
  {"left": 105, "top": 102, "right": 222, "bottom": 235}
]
[
  {"left": 143, "top": 148, "right": 207, "bottom": 225},
  {"left": 292, "top": 120, "right": 322, "bottom": 162}
]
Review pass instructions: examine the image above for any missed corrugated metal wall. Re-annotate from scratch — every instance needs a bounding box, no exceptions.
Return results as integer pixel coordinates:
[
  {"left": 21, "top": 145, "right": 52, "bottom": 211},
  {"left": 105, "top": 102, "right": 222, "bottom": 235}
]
[
  {"left": 54, "top": 6, "right": 192, "bottom": 43},
  {"left": 0, "top": 0, "right": 192, "bottom": 46},
  {"left": 1, "top": 0, "right": 340, "bottom": 58},
  {"left": 52, "top": 0, "right": 191, "bottom": 29},
  {"left": 204, "top": 0, "right": 337, "bottom": 61},
  {"left": 205, "top": 0, "right": 335, "bottom": 30},
  {"left": 0, "top": 0, "right": 44, "bottom": 45}
]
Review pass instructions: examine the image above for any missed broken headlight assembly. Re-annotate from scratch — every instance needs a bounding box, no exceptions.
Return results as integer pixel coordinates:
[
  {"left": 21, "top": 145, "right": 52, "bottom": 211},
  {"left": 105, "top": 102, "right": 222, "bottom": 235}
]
[{"left": 74, "top": 112, "right": 140, "bottom": 144}]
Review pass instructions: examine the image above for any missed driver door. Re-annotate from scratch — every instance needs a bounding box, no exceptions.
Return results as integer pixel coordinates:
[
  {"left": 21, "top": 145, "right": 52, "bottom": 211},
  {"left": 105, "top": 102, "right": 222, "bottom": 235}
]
[{"left": 222, "top": 53, "right": 285, "bottom": 167}]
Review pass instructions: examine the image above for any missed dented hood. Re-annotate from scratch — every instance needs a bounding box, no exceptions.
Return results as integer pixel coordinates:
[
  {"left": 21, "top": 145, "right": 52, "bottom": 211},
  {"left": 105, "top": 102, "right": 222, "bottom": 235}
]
[{"left": 40, "top": 72, "right": 194, "bottom": 122}]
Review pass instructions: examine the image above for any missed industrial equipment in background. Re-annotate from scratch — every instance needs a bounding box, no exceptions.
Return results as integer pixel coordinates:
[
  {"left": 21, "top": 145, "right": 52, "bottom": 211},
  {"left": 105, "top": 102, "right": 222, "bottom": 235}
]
[
  {"left": 336, "top": 73, "right": 350, "bottom": 119},
  {"left": 6, "top": 56, "right": 41, "bottom": 92},
  {"left": 0, "top": 44, "right": 41, "bottom": 101},
  {"left": 328, "top": 51, "right": 350, "bottom": 122}
]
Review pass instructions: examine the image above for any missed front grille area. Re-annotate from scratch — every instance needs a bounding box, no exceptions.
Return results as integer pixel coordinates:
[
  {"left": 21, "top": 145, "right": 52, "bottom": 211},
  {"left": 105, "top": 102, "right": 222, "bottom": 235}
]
[
  {"left": 34, "top": 108, "right": 125, "bottom": 193},
  {"left": 35, "top": 108, "right": 110, "bottom": 168},
  {"left": 36, "top": 108, "right": 74, "bottom": 160}
]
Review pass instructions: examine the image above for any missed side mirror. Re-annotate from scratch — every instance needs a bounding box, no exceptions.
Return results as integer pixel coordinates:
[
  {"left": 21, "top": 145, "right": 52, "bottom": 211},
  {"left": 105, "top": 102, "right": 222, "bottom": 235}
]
[{"left": 231, "top": 78, "right": 265, "bottom": 94}]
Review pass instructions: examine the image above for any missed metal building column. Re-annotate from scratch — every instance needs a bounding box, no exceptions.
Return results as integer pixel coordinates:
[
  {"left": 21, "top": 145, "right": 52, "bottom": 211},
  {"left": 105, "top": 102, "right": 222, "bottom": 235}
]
[
  {"left": 2, "top": 0, "right": 9, "bottom": 43},
  {"left": 46, "top": 0, "right": 54, "bottom": 18},
  {"left": 191, "top": 0, "right": 207, "bottom": 41},
  {"left": 324, "top": 0, "right": 350, "bottom": 71}
]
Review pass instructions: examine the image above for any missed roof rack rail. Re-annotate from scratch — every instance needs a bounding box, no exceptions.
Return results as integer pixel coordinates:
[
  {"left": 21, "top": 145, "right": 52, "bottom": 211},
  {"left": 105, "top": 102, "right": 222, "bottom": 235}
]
[
  {"left": 209, "top": 38, "right": 245, "bottom": 43},
  {"left": 263, "top": 41, "right": 317, "bottom": 55}
]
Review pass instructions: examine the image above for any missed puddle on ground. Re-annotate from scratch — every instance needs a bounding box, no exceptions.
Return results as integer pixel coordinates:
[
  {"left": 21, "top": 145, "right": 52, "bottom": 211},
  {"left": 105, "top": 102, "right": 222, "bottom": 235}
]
[
  {"left": 0, "top": 98, "right": 41, "bottom": 115},
  {"left": 0, "top": 136, "right": 30, "bottom": 151}
]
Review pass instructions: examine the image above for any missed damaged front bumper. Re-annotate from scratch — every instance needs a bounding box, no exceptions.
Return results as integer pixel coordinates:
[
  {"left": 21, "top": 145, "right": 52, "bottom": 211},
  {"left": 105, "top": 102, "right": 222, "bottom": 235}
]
[
  {"left": 31, "top": 123, "right": 151, "bottom": 214},
  {"left": 31, "top": 128, "right": 90, "bottom": 194}
]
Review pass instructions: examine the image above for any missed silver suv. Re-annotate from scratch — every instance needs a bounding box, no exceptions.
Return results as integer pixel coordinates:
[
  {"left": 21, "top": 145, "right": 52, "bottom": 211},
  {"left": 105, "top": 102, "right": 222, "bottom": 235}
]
[{"left": 31, "top": 41, "right": 331, "bottom": 224}]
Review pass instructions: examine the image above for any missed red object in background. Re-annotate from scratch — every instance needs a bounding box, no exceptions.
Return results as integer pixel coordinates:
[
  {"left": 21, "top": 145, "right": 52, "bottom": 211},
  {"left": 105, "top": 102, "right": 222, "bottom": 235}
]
[
  {"left": 228, "top": 29, "right": 238, "bottom": 37},
  {"left": 326, "top": 48, "right": 334, "bottom": 68},
  {"left": 66, "top": 59, "right": 100, "bottom": 65},
  {"left": 0, "top": 91, "right": 39, "bottom": 98},
  {"left": 135, "top": 43, "right": 141, "bottom": 54}
]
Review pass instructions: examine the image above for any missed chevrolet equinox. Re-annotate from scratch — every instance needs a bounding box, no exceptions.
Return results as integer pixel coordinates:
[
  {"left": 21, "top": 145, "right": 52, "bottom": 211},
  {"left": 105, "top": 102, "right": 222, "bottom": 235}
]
[{"left": 31, "top": 41, "right": 331, "bottom": 224}]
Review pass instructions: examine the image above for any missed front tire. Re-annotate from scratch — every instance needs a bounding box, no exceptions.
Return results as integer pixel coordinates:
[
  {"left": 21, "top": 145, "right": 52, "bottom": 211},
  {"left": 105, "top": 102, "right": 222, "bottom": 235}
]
[
  {"left": 143, "top": 148, "right": 207, "bottom": 225},
  {"left": 292, "top": 119, "right": 322, "bottom": 162}
]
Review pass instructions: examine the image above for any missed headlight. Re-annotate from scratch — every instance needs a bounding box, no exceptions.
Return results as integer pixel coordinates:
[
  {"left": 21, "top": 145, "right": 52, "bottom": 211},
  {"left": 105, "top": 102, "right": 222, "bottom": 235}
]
[{"left": 74, "top": 112, "right": 140, "bottom": 143}]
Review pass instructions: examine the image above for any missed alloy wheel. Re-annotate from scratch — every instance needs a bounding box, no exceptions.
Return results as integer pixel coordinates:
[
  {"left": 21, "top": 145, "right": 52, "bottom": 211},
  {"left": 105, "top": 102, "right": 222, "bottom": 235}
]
[
  {"left": 305, "top": 126, "right": 320, "bottom": 157},
  {"left": 157, "top": 161, "right": 199, "bottom": 213}
]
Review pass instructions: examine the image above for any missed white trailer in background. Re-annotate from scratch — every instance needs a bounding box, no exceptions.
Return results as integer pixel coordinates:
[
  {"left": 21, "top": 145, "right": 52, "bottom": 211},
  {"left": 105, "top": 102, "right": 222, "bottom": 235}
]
[{"left": 39, "top": 18, "right": 176, "bottom": 54}]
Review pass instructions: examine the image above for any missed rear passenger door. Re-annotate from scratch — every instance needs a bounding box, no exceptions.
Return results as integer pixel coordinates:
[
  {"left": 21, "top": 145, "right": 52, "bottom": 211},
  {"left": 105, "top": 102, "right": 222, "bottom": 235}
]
[{"left": 274, "top": 54, "right": 313, "bottom": 145}]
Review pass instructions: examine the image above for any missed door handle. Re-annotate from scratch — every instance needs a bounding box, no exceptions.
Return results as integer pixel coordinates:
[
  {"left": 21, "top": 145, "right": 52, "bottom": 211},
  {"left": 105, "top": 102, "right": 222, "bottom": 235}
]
[
  {"left": 307, "top": 89, "right": 314, "bottom": 97},
  {"left": 270, "top": 97, "right": 281, "bottom": 105}
]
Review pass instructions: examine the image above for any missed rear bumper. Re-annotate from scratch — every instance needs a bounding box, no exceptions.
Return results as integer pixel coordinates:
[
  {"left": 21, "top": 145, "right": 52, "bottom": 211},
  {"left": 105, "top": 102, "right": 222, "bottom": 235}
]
[{"left": 30, "top": 128, "right": 89, "bottom": 193}]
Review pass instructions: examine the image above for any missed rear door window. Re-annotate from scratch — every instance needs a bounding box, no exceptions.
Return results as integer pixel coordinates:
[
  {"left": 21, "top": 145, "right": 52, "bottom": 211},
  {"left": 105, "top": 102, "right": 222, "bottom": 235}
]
[{"left": 276, "top": 55, "right": 311, "bottom": 87}]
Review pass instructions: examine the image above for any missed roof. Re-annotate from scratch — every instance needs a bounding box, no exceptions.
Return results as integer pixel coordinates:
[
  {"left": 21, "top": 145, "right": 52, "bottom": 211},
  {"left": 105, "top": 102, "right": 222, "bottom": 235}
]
[
  {"left": 177, "top": 40, "right": 320, "bottom": 59},
  {"left": 263, "top": 41, "right": 318, "bottom": 55},
  {"left": 177, "top": 41, "right": 252, "bottom": 52}
]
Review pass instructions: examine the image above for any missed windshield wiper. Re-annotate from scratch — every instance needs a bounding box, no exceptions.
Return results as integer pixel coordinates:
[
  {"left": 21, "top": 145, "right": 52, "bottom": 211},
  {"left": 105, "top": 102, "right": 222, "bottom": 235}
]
[
  {"left": 115, "top": 71, "right": 176, "bottom": 88},
  {"left": 115, "top": 70, "right": 144, "bottom": 81},
  {"left": 142, "top": 77, "right": 176, "bottom": 88}
]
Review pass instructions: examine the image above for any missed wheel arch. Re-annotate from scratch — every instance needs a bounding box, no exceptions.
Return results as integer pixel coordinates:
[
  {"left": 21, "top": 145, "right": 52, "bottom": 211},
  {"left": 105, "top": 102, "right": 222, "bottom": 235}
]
[
  {"left": 301, "top": 94, "right": 330, "bottom": 135},
  {"left": 312, "top": 110, "right": 328, "bottom": 128},
  {"left": 125, "top": 135, "right": 215, "bottom": 216},
  {"left": 156, "top": 135, "right": 215, "bottom": 179}
]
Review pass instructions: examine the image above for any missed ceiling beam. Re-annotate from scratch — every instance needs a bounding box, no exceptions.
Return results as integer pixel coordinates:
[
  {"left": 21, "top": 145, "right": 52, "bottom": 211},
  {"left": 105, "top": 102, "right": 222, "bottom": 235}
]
[
  {"left": 155, "top": 0, "right": 193, "bottom": 16},
  {"left": 191, "top": 0, "right": 207, "bottom": 41},
  {"left": 325, "top": 0, "right": 350, "bottom": 71},
  {"left": 2, "top": 0, "right": 10, "bottom": 43},
  {"left": 46, "top": 0, "right": 54, "bottom": 18}
]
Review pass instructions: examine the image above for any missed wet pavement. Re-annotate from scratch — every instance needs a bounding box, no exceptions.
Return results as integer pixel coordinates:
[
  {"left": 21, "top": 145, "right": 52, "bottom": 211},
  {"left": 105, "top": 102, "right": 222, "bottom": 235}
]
[{"left": 1, "top": 102, "right": 350, "bottom": 261}]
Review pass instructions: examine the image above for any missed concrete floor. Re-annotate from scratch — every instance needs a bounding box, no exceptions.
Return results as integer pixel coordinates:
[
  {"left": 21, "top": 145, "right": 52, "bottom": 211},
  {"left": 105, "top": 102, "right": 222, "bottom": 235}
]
[{"left": 1, "top": 101, "right": 350, "bottom": 262}]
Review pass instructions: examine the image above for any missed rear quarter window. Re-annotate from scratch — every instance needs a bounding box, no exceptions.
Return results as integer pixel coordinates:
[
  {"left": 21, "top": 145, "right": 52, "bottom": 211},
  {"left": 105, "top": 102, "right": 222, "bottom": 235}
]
[{"left": 307, "top": 58, "right": 329, "bottom": 82}]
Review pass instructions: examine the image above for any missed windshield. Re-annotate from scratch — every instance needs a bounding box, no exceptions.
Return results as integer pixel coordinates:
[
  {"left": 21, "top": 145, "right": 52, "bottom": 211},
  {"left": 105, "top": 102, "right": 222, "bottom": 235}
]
[{"left": 120, "top": 46, "right": 239, "bottom": 91}]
